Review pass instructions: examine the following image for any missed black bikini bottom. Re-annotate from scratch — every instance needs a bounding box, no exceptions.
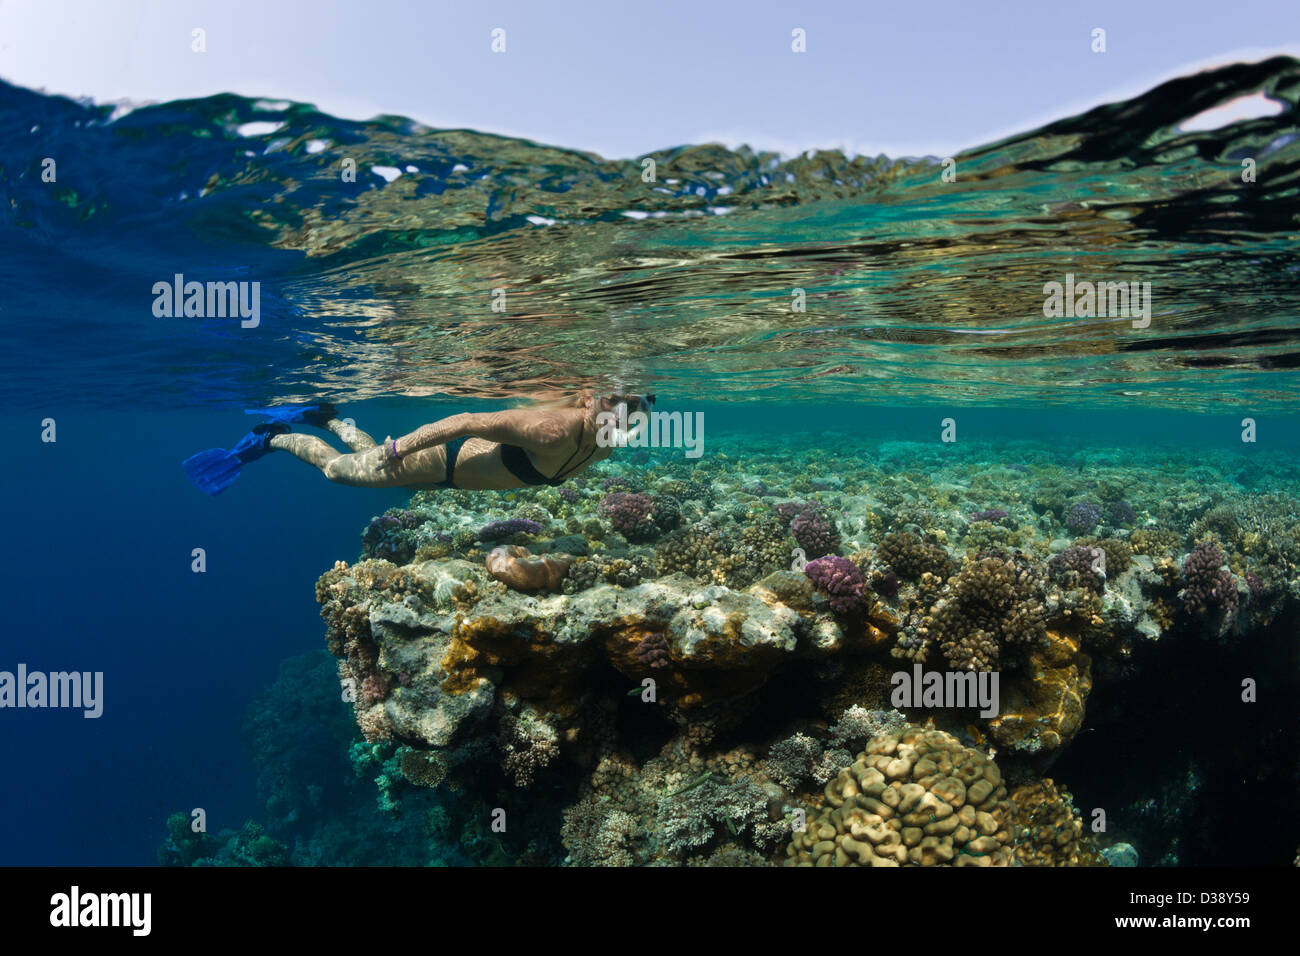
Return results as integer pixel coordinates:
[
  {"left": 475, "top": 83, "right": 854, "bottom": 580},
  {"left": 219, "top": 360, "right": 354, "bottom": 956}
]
[
  {"left": 440, "top": 436, "right": 467, "bottom": 488},
  {"left": 500, "top": 442, "right": 563, "bottom": 487}
]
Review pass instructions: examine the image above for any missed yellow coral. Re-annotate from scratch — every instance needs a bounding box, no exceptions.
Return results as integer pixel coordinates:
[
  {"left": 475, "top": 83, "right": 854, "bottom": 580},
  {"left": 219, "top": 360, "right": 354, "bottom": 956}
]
[{"left": 785, "top": 726, "right": 1013, "bottom": 867}]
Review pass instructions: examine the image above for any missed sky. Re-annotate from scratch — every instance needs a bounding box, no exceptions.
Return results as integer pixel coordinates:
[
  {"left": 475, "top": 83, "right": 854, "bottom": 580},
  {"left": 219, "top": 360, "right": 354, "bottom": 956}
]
[{"left": 0, "top": 0, "right": 1296, "bottom": 158}]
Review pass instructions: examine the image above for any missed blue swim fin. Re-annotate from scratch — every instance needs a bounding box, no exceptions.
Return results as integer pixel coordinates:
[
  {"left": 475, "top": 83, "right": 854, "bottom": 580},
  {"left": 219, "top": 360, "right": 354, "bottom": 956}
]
[
  {"left": 183, "top": 424, "right": 288, "bottom": 495},
  {"left": 243, "top": 402, "right": 337, "bottom": 427}
]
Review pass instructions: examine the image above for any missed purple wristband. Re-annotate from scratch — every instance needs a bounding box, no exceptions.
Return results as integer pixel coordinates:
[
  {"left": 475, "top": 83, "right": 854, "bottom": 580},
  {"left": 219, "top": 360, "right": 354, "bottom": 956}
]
[{"left": 391, "top": 439, "right": 402, "bottom": 460}]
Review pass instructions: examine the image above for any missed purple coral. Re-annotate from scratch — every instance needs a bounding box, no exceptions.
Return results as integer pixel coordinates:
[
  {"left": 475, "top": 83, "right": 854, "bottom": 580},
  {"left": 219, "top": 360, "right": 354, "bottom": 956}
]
[
  {"left": 790, "top": 509, "right": 841, "bottom": 559},
  {"left": 1245, "top": 570, "right": 1265, "bottom": 599},
  {"left": 361, "top": 509, "right": 425, "bottom": 562},
  {"left": 1049, "top": 545, "right": 1106, "bottom": 592},
  {"left": 1182, "top": 540, "right": 1239, "bottom": 616},
  {"left": 558, "top": 486, "right": 580, "bottom": 503},
  {"left": 359, "top": 673, "right": 391, "bottom": 705},
  {"left": 1064, "top": 501, "right": 1102, "bottom": 534},
  {"left": 969, "top": 508, "right": 1009, "bottom": 523},
  {"left": 634, "top": 632, "right": 670, "bottom": 669},
  {"left": 478, "top": 518, "right": 543, "bottom": 541},
  {"left": 1107, "top": 500, "right": 1137, "bottom": 527},
  {"left": 598, "top": 492, "right": 678, "bottom": 541},
  {"left": 774, "top": 501, "right": 809, "bottom": 525},
  {"left": 872, "top": 571, "right": 900, "bottom": 599},
  {"left": 776, "top": 502, "right": 841, "bottom": 559},
  {"left": 803, "top": 556, "right": 865, "bottom": 615}
]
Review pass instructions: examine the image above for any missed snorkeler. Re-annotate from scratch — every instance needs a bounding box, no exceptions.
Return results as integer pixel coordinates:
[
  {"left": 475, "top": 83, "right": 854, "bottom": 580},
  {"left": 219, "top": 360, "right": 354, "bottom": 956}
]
[{"left": 182, "top": 392, "right": 653, "bottom": 495}]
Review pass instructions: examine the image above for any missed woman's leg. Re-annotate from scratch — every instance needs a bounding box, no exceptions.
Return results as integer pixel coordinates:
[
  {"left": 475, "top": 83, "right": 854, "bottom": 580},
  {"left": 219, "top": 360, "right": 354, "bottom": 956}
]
[
  {"left": 269, "top": 433, "right": 344, "bottom": 470},
  {"left": 268, "top": 433, "right": 443, "bottom": 487},
  {"left": 325, "top": 417, "right": 377, "bottom": 451}
]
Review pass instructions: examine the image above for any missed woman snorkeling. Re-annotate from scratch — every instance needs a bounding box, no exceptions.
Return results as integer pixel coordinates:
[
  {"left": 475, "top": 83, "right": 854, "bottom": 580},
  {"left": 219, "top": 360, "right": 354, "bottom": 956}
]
[{"left": 183, "top": 391, "right": 653, "bottom": 495}]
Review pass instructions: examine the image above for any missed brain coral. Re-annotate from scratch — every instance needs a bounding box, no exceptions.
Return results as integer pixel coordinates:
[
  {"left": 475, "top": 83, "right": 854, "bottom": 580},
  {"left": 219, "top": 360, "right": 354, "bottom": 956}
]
[{"left": 785, "top": 726, "right": 1013, "bottom": 867}]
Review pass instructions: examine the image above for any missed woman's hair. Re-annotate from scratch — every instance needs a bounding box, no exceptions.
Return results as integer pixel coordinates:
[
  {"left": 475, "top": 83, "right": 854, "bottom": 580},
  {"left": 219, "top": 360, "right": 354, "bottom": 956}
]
[{"left": 519, "top": 390, "right": 592, "bottom": 410}]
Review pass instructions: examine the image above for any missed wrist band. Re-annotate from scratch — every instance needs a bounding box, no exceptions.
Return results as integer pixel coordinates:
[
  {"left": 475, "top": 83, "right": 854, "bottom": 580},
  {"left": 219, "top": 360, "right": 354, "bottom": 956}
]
[{"left": 391, "top": 439, "right": 402, "bottom": 460}]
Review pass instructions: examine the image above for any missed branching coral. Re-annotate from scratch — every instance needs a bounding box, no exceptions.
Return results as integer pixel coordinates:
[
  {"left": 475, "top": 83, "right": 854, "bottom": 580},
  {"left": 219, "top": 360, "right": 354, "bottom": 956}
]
[
  {"left": 655, "top": 775, "right": 769, "bottom": 855},
  {"left": 498, "top": 711, "right": 560, "bottom": 788},
  {"left": 654, "top": 520, "right": 745, "bottom": 585},
  {"left": 1182, "top": 540, "right": 1239, "bottom": 617},
  {"left": 1049, "top": 544, "right": 1107, "bottom": 593},
  {"left": 803, "top": 555, "right": 866, "bottom": 614},
  {"left": 1009, "top": 778, "right": 1106, "bottom": 867},
  {"left": 764, "top": 733, "right": 849, "bottom": 791},
  {"left": 878, "top": 531, "right": 953, "bottom": 581},
  {"left": 361, "top": 508, "right": 428, "bottom": 563},
  {"left": 1064, "top": 501, "right": 1103, "bottom": 535},
  {"left": 598, "top": 492, "right": 681, "bottom": 541},
  {"left": 927, "top": 554, "right": 1048, "bottom": 671},
  {"left": 789, "top": 506, "right": 842, "bottom": 559},
  {"left": 634, "top": 632, "right": 670, "bottom": 669},
  {"left": 478, "top": 517, "right": 543, "bottom": 541}
]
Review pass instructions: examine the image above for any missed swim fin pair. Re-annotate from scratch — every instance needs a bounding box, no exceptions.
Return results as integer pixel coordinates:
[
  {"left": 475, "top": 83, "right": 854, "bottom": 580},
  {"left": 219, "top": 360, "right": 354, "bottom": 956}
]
[
  {"left": 182, "top": 423, "right": 288, "bottom": 495},
  {"left": 242, "top": 402, "right": 337, "bottom": 427},
  {"left": 182, "top": 402, "right": 337, "bottom": 495}
]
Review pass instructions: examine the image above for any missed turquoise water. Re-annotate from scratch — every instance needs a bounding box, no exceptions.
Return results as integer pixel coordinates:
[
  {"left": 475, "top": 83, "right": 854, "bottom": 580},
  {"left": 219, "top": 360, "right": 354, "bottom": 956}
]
[{"left": 1, "top": 57, "right": 1298, "bottom": 867}]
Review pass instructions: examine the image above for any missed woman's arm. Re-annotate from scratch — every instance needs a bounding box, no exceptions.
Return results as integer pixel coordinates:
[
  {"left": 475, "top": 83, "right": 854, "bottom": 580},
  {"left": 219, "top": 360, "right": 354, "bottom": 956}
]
[{"left": 394, "top": 408, "right": 573, "bottom": 457}]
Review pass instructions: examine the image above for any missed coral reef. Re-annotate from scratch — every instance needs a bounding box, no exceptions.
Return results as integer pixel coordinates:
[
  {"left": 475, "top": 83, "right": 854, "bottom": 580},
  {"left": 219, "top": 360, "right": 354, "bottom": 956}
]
[
  {"left": 787, "top": 504, "right": 842, "bottom": 559},
  {"left": 295, "top": 432, "right": 1300, "bottom": 866},
  {"left": 159, "top": 816, "right": 288, "bottom": 867},
  {"left": 1064, "top": 501, "right": 1103, "bottom": 535},
  {"left": 633, "top": 632, "right": 670, "bottom": 669},
  {"left": 1049, "top": 544, "right": 1107, "bottom": 593}
]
